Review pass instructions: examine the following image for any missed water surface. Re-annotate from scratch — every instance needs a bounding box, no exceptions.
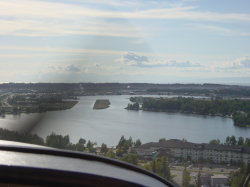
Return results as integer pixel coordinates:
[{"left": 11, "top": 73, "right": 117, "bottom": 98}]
[{"left": 1, "top": 95, "right": 250, "bottom": 146}]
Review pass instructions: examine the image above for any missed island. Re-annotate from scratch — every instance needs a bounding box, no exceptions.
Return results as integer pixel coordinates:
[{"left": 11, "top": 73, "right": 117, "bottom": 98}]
[{"left": 93, "top": 99, "right": 110, "bottom": 109}]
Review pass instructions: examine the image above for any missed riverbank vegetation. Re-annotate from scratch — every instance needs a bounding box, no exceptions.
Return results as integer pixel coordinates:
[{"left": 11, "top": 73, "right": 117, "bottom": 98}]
[
  {"left": 0, "top": 93, "right": 78, "bottom": 115},
  {"left": 93, "top": 99, "right": 110, "bottom": 109},
  {"left": 129, "top": 97, "right": 250, "bottom": 127},
  {"left": 125, "top": 102, "right": 140, "bottom": 110}
]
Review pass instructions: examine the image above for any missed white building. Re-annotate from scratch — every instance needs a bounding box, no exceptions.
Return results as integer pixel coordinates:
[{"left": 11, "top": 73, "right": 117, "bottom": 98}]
[{"left": 132, "top": 139, "right": 250, "bottom": 164}]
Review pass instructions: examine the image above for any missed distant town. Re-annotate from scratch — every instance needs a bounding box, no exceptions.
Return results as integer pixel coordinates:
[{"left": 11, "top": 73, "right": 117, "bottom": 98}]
[
  {"left": 0, "top": 83, "right": 250, "bottom": 97},
  {"left": 1, "top": 83, "right": 250, "bottom": 116}
]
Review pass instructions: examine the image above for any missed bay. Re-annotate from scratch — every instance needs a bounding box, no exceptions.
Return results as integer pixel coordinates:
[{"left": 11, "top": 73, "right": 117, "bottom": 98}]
[{"left": 0, "top": 95, "right": 250, "bottom": 146}]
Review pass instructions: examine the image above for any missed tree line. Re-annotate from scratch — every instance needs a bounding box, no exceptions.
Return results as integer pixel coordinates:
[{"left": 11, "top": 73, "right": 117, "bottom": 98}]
[
  {"left": 0, "top": 128, "right": 174, "bottom": 181},
  {"left": 147, "top": 87, "right": 250, "bottom": 97},
  {"left": 209, "top": 136, "right": 250, "bottom": 147},
  {"left": 140, "top": 97, "right": 250, "bottom": 127}
]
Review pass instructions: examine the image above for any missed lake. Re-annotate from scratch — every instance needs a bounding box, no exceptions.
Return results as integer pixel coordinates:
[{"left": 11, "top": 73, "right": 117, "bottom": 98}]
[{"left": 0, "top": 95, "right": 250, "bottom": 146}]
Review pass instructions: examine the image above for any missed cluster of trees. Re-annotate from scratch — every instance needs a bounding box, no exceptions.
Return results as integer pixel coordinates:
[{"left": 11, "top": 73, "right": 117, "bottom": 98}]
[
  {"left": 181, "top": 168, "right": 201, "bottom": 187},
  {"left": 233, "top": 112, "right": 250, "bottom": 127},
  {"left": 45, "top": 133, "right": 98, "bottom": 153},
  {"left": 0, "top": 128, "right": 143, "bottom": 164},
  {"left": 0, "top": 128, "right": 44, "bottom": 145},
  {"left": 0, "top": 128, "right": 104, "bottom": 153},
  {"left": 229, "top": 164, "right": 250, "bottom": 187},
  {"left": 115, "top": 135, "right": 141, "bottom": 157},
  {"left": 125, "top": 102, "right": 140, "bottom": 110},
  {"left": 141, "top": 97, "right": 250, "bottom": 127},
  {"left": 143, "top": 157, "right": 171, "bottom": 180},
  {"left": 209, "top": 136, "right": 250, "bottom": 147},
  {"left": 147, "top": 88, "right": 250, "bottom": 97}
]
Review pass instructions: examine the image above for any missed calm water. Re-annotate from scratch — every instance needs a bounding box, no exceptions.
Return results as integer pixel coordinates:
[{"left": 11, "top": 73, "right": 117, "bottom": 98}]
[{"left": 0, "top": 95, "right": 250, "bottom": 146}]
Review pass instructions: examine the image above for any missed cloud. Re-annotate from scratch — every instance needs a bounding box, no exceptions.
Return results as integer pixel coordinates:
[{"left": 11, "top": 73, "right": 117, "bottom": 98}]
[
  {"left": 65, "top": 64, "right": 81, "bottom": 72},
  {"left": 0, "top": 45, "right": 125, "bottom": 56},
  {"left": 131, "top": 39, "right": 146, "bottom": 45},
  {"left": 123, "top": 52, "right": 149, "bottom": 66},
  {"left": 233, "top": 57, "right": 250, "bottom": 68},
  {"left": 214, "top": 57, "right": 250, "bottom": 74},
  {"left": 191, "top": 24, "right": 250, "bottom": 36},
  {"left": 122, "top": 52, "right": 201, "bottom": 68},
  {"left": 72, "top": 0, "right": 137, "bottom": 7},
  {"left": 0, "top": 0, "right": 249, "bottom": 38}
]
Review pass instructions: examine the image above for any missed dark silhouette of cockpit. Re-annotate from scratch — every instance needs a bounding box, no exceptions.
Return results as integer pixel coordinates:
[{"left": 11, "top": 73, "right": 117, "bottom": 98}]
[{"left": 0, "top": 140, "right": 177, "bottom": 187}]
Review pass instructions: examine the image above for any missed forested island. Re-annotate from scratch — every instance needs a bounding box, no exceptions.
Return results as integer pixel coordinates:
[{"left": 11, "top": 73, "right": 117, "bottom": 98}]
[
  {"left": 93, "top": 99, "right": 110, "bottom": 109},
  {"left": 127, "top": 97, "right": 250, "bottom": 127}
]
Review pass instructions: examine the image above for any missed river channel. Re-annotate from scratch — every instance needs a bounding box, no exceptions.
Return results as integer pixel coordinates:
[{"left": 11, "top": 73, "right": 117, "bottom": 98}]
[{"left": 0, "top": 95, "right": 250, "bottom": 146}]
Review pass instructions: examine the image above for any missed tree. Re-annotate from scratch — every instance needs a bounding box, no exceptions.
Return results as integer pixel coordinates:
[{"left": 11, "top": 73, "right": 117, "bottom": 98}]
[
  {"left": 122, "top": 154, "right": 138, "bottom": 165},
  {"left": 229, "top": 163, "right": 250, "bottom": 187},
  {"left": 238, "top": 137, "right": 244, "bottom": 146},
  {"left": 143, "top": 157, "right": 171, "bottom": 180},
  {"left": 46, "top": 133, "right": 70, "bottom": 149},
  {"left": 116, "top": 136, "right": 133, "bottom": 157},
  {"left": 196, "top": 171, "right": 201, "bottom": 187},
  {"left": 87, "top": 140, "right": 95, "bottom": 153},
  {"left": 209, "top": 139, "right": 220, "bottom": 145},
  {"left": 152, "top": 159, "right": 156, "bottom": 173},
  {"left": 160, "top": 157, "right": 171, "bottom": 180},
  {"left": 159, "top": 138, "right": 166, "bottom": 143},
  {"left": 105, "top": 149, "right": 116, "bottom": 159},
  {"left": 134, "top": 139, "right": 142, "bottom": 147},
  {"left": 231, "top": 136, "right": 237, "bottom": 146},
  {"left": 100, "top": 143, "right": 108, "bottom": 153},
  {"left": 116, "top": 135, "right": 126, "bottom": 149},
  {"left": 245, "top": 138, "right": 250, "bottom": 146},
  {"left": 78, "top": 138, "right": 86, "bottom": 145},
  {"left": 225, "top": 136, "right": 237, "bottom": 146},
  {"left": 182, "top": 167, "right": 191, "bottom": 187}
]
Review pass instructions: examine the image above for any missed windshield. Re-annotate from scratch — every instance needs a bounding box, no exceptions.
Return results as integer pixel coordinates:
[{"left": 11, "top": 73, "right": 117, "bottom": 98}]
[{"left": 0, "top": 0, "right": 250, "bottom": 186}]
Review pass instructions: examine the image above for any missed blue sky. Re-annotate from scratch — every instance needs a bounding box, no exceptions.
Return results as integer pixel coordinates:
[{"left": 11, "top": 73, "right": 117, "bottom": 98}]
[{"left": 0, "top": 0, "right": 250, "bottom": 84}]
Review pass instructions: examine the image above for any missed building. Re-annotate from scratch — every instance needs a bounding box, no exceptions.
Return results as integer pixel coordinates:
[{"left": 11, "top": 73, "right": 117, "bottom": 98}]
[
  {"left": 211, "top": 175, "right": 228, "bottom": 187},
  {"left": 132, "top": 139, "right": 250, "bottom": 164}
]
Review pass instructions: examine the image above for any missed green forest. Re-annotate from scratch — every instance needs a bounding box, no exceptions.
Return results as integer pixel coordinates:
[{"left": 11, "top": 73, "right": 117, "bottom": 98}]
[{"left": 137, "top": 97, "right": 250, "bottom": 127}]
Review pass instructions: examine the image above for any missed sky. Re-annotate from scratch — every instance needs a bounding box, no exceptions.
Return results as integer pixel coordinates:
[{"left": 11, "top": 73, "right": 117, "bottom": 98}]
[{"left": 0, "top": 0, "right": 250, "bottom": 84}]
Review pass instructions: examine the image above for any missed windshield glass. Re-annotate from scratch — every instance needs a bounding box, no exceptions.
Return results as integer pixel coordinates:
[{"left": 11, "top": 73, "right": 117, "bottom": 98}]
[{"left": 0, "top": 0, "right": 250, "bottom": 186}]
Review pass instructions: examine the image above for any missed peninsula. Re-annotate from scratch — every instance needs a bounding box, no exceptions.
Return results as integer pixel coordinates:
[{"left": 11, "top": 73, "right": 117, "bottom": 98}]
[{"left": 126, "top": 97, "right": 250, "bottom": 127}]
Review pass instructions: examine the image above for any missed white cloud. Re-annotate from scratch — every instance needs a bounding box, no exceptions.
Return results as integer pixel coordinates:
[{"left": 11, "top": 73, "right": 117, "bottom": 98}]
[
  {"left": 0, "top": 0, "right": 249, "bottom": 38},
  {"left": 131, "top": 39, "right": 146, "bottom": 45},
  {"left": 190, "top": 24, "right": 250, "bottom": 36},
  {"left": 213, "top": 57, "right": 250, "bottom": 76},
  {"left": 233, "top": 57, "right": 250, "bottom": 68},
  {"left": 65, "top": 64, "right": 81, "bottom": 72},
  {"left": 72, "top": 0, "right": 137, "bottom": 7},
  {"left": 0, "top": 45, "right": 125, "bottom": 56},
  {"left": 122, "top": 52, "right": 201, "bottom": 68}
]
